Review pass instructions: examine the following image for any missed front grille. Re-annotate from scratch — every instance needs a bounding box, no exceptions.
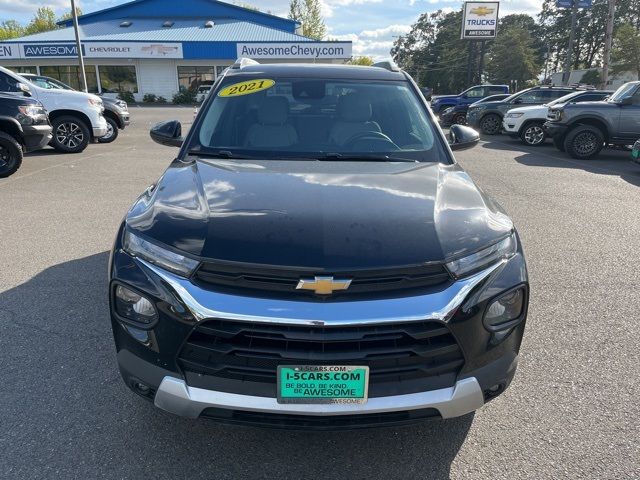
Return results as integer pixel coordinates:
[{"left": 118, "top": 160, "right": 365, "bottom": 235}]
[
  {"left": 193, "top": 262, "right": 452, "bottom": 299},
  {"left": 177, "top": 319, "right": 465, "bottom": 398}
]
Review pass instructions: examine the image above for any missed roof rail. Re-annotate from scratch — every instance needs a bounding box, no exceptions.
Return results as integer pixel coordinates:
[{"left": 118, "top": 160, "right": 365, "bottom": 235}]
[
  {"left": 231, "top": 58, "right": 260, "bottom": 69},
  {"left": 372, "top": 60, "right": 401, "bottom": 72}
]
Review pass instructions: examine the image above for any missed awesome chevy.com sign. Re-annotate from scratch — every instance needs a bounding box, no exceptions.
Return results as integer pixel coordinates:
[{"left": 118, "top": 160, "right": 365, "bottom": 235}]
[
  {"left": 461, "top": 1, "right": 500, "bottom": 39},
  {"left": 237, "top": 42, "right": 352, "bottom": 60}
]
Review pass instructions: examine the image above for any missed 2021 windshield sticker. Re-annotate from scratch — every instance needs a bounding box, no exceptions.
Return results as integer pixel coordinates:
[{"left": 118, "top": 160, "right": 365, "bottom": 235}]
[{"left": 218, "top": 79, "right": 275, "bottom": 97}]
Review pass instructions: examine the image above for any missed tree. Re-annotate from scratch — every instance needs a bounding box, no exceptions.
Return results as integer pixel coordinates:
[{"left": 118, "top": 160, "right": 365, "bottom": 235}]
[
  {"left": 58, "top": 7, "right": 83, "bottom": 22},
  {"left": 24, "top": 7, "right": 57, "bottom": 35},
  {"left": 348, "top": 56, "right": 374, "bottom": 66},
  {"left": 288, "top": 0, "right": 326, "bottom": 40},
  {"left": 612, "top": 23, "right": 640, "bottom": 79},
  {"left": 579, "top": 69, "right": 602, "bottom": 85},
  {"left": 486, "top": 26, "right": 542, "bottom": 86},
  {"left": 0, "top": 20, "right": 25, "bottom": 40}
]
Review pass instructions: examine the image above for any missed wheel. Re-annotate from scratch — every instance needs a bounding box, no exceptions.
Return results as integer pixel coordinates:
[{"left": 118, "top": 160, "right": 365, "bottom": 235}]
[
  {"left": 520, "top": 122, "right": 546, "bottom": 146},
  {"left": 479, "top": 114, "right": 502, "bottom": 135},
  {"left": 50, "top": 115, "right": 90, "bottom": 153},
  {"left": 553, "top": 136, "right": 566, "bottom": 152},
  {"left": 0, "top": 131, "right": 23, "bottom": 178},
  {"left": 451, "top": 113, "right": 467, "bottom": 126},
  {"left": 564, "top": 125, "right": 604, "bottom": 159},
  {"left": 98, "top": 117, "right": 119, "bottom": 144}
]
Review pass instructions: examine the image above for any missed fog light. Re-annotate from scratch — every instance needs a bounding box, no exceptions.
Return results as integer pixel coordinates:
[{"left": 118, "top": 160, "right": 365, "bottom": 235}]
[
  {"left": 484, "top": 287, "right": 525, "bottom": 329},
  {"left": 114, "top": 285, "right": 158, "bottom": 325}
]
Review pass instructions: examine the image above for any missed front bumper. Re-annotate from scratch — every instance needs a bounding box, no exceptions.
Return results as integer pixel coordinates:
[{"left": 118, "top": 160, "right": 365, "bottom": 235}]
[
  {"left": 109, "top": 233, "right": 528, "bottom": 427},
  {"left": 543, "top": 121, "right": 569, "bottom": 139},
  {"left": 502, "top": 119, "right": 521, "bottom": 135},
  {"left": 21, "top": 124, "right": 52, "bottom": 152}
]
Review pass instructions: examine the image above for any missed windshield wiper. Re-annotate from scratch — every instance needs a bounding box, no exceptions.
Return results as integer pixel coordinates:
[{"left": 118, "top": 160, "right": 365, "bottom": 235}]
[
  {"left": 187, "top": 149, "right": 257, "bottom": 159},
  {"left": 319, "top": 153, "right": 419, "bottom": 163}
]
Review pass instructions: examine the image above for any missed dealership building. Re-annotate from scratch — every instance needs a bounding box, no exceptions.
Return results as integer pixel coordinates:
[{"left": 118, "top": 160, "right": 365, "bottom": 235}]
[{"left": 0, "top": 0, "right": 352, "bottom": 101}]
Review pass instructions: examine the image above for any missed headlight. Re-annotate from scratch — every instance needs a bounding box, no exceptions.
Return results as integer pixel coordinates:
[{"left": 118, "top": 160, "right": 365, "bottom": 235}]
[
  {"left": 114, "top": 284, "right": 158, "bottom": 325},
  {"left": 446, "top": 233, "right": 517, "bottom": 279},
  {"left": 442, "top": 107, "right": 454, "bottom": 115},
  {"left": 88, "top": 97, "right": 103, "bottom": 109},
  {"left": 505, "top": 112, "right": 524, "bottom": 118},
  {"left": 484, "top": 287, "right": 526, "bottom": 329},
  {"left": 17, "top": 104, "right": 47, "bottom": 125},
  {"left": 547, "top": 109, "right": 562, "bottom": 121},
  {"left": 123, "top": 230, "right": 200, "bottom": 277}
]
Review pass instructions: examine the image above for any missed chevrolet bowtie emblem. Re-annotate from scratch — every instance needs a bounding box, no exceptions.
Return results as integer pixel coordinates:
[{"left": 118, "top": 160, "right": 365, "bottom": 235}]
[
  {"left": 470, "top": 6, "right": 494, "bottom": 15},
  {"left": 296, "top": 276, "right": 352, "bottom": 295}
]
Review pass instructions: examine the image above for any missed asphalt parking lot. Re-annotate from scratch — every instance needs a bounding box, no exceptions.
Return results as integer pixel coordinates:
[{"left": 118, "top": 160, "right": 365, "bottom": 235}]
[{"left": 1, "top": 106, "right": 639, "bottom": 479}]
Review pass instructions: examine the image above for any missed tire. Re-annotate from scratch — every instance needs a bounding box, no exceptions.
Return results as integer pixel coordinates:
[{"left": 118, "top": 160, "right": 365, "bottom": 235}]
[
  {"left": 50, "top": 115, "right": 90, "bottom": 153},
  {"left": 451, "top": 113, "right": 467, "bottom": 126},
  {"left": 553, "top": 136, "right": 566, "bottom": 152},
  {"left": 564, "top": 125, "right": 605, "bottom": 159},
  {"left": 479, "top": 114, "right": 502, "bottom": 135},
  {"left": 98, "top": 117, "right": 119, "bottom": 144},
  {"left": 0, "top": 131, "right": 23, "bottom": 178},
  {"left": 519, "top": 121, "right": 546, "bottom": 146}
]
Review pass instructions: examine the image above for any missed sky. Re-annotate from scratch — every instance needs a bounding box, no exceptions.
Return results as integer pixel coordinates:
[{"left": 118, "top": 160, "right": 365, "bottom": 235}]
[{"left": 0, "top": 0, "right": 543, "bottom": 59}]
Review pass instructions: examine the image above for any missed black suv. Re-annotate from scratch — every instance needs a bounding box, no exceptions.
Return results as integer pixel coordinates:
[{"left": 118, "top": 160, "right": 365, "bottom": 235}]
[
  {"left": 467, "top": 86, "right": 576, "bottom": 135},
  {"left": 108, "top": 59, "right": 529, "bottom": 428},
  {"left": 0, "top": 92, "right": 51, "bottom": 177},
  {"left": 544, "top": 81, "right": 640, "bottom": 159}
]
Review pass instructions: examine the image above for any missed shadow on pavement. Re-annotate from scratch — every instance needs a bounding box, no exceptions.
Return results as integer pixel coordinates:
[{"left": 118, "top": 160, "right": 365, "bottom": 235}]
[
  {"left": 0, "top": 252, "right": 473, "bottom": 480},
  {"left": 480, "top": 137, "right": 640, "bottom": 187}
]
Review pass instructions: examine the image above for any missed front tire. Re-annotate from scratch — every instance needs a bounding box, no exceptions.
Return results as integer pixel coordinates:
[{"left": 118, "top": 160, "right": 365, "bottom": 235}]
[
  {"left": 452, "top": 113, "right": 467, "bottom": 126},
  {"left": 0, "top": 131, "right": 23, "bottom": 178},
  {"left": 564, "top": 125, "right": 604, "bottom": 159},
  {"left": 98, "top": 117, "right": 119, "bottom": 144},
  {"left": 480, "top": 114, "right": 502, "bottom": 135},
  {"left": 50, "top": 115, "right": 90, "bottom": 153},
  {"left": 520, "top": 122, "right": 546, "bottom": 146}
]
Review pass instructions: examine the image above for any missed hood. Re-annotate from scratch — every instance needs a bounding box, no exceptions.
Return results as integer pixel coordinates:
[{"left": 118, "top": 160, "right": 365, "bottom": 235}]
[
  {"left": 507, "top": 104, "right": 547, "bottom": 114},
  {"left": 126, "top": 159, "right": 513, "bottom": 269},
  {"left": 431, "top": 95, "right": 457, "bottom": 102},
  {"left": 557, "top": 100, "right": 613, "bottom": 111},
  {"left": 38, "top": 86, "right": 100, "bottom": 103}
]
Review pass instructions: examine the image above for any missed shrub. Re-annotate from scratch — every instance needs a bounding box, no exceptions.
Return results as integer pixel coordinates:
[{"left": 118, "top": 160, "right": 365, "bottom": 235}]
[
  {"left": 156, "top": 96, "right": 167, "bottom": 104},
  {"left": 117, "top": 91, "right": 136, "bottom": 104},
  {"left": 143, "top": 93, "right": 157, "bottom": 103},
  {"left": 172, "top": 88, "right": 197, "bottom": 104}
]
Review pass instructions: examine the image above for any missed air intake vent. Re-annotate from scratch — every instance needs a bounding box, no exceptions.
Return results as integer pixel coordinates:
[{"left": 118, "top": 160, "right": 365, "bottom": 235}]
[
  {"left": 119, "top": 21, "right": 132, "bottom": 27},
  {"left": 162, "top": 21, "right": 174, "bottom": 28},
  {"left": 204, "top": 20, "right": 215, "bottom": 28}
]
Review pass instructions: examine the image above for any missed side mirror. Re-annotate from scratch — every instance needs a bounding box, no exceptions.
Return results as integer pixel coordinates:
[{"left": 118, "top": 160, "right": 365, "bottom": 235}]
[
  {"left": 150, "top": 120, "right": 183, "bottom": 148},
  {"left": 449, "top": 124, "right": 480, "bottom": 151},
  {"left": 17, "top": 83, "right": 31, "bottom": 97}
]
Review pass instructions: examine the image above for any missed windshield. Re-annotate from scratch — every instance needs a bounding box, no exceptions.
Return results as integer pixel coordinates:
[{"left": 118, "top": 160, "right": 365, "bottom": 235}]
[
  {"left": 192, "top": 76, "right": 445, "bottom": 162},
  {"left": 548, "top": 91, "right": 582, "bottom": 106},
  {"left": 608, "top": 83, "right": 639, "bottom": 102}
]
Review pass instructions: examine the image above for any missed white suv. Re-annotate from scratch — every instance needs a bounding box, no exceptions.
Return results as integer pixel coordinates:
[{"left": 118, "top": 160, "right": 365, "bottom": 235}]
[
  {"left": 0, "top": 66, "right": 108, "bottom": 153},
  {"left": 502, "top": 89, "right": 611, "bottom": 146}
]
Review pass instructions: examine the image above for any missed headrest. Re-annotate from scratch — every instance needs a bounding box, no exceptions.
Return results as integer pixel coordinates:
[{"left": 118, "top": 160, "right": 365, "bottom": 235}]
[
  {"left": 258, "top": 96, "right": 289, "bottom": 125},
  {"left": 337, "top": 94, "right": 372, "bottom": 122}
]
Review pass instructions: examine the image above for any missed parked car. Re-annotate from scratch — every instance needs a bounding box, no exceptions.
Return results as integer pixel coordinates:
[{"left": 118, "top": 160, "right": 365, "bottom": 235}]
[
  {"left": 503, "top": 90, "right": 612, "bottom": 146},
  {"left": 19, "top": 73, "right": 130, "bottom": 144},
  {"left": 0, "top": 66, "right": 107, "bottom": 153},
  {"left": 439, "top": 94, "right": 511, "bottom": 127},
  {"left": 467, "top": 86, "right": 577, "bottom": 135},
  {"left": 545, "top": 81, "right": 640, "bottom": 159},
  {"left": 108, "top": 59, "right": 529, "bottom": 428},
  {"left": 431, "top": 84, "right": 509, "bottom": 114},
  {"left": 196, "top": 81, "right": 214, "bottom": 103},
  {"left": 0, "top": 92, "right": 51, "bottom": 177}
]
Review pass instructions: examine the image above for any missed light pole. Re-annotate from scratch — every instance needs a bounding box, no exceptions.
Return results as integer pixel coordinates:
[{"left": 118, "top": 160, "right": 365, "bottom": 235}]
[
  {"left": 601, "top": 0, "right": 616, "bottom": 88},
  {"left": 71, "top": 0, "right": 88, "bottom": 92},
  {"left": 562, "top": 0, "right": 579, "bottom": 85}
]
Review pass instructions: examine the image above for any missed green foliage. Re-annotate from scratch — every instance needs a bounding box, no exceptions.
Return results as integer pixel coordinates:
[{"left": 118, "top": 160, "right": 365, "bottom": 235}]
[
  {"left": 118, "top": 91, "right": 136, "bottom": 104},
  {"left": 0, "top": 20, "right": 25, "bottom": 40},
  {"left": 58, "top": 7, "right": 83, "bottom": 22},
  {"left": 348, "top": 56, "right": 375, "bottom": 66},
  {"left": 143, "top": 93, "right": 158, "bottom": 103},
  {"left": 24, "top": 7, "right": 57, "bottom": 36},
  {"left": 486, "top": 27, "right": 542, "bottom": 85},
  {"left": 612, "top": 23, "right": 640, "bottom": 79},
  {"left": 288, "top": 0, "right": 326, "bottom": 40},
  {"left": 172, "top": 88, "right": 197, "bottom": 104},
  {"left": 156, "top": 96, "right": 167, "bottom": 104},
  {"left": 579, "top": 69, "right": 602, "bottom": 85}
]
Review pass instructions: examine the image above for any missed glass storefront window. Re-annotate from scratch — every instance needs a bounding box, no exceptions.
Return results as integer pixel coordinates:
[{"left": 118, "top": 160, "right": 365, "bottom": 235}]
[
  {"left": 9, "top": 66, "right": 37, "bottom": 74},
  {"left": 177, "top": 66, "right": 214, "bottom": 92},
  {"left": 39, "top": 65, "right": 99, "bottom": 93},
  {"left": 216, "top": 65, "right": 229, "bottom": 77},
  {"left": 99, "top": 65, "right": 138, "bottom": 93}
]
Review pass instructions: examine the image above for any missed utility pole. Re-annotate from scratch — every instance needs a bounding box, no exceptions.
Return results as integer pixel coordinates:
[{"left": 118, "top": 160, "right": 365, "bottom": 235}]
[
  {"left": 71, "top": 0, "right": 88, "bottom": 92},
  {"left": 544, "top": 44, "right": 551, "bottom": 83},
  {"left": 562, "top": 0, "right": 579, "bottom": 85},
  {"left": 466, "top": 41, "right": 475, "bottom": 87},
  {"left": 477, "top": 40, "right": 486, "bottom": 83},
  {"left": 601, "top": 0, "right": 616, "bottom": 89}
]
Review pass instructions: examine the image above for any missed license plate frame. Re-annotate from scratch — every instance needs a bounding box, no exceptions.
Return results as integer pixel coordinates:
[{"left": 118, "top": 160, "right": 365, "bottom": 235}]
[{"left": 277, "top": 365, "right": 369, "bottom": 405}]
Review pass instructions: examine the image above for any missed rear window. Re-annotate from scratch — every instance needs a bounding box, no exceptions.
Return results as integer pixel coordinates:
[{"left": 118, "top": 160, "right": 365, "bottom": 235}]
[{"left": 192, "top": 76, "right": 446, "bottom": 162}]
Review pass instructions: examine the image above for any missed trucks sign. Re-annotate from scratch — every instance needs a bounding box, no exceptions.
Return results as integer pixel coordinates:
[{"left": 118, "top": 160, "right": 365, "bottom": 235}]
[{"left": 461, "top": 1, "right": 500, "bottom": 39}]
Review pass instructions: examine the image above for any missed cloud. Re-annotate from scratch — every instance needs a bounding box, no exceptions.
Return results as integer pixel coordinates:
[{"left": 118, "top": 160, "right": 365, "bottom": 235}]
[{"left": 0, "top": 0, "right": 69, "bottom": 15}]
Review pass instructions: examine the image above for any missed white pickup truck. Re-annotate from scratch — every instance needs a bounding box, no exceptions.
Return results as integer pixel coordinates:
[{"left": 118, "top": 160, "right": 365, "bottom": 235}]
[{"left": 0, "top": 66, "right": 107, "bottom": 153}]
